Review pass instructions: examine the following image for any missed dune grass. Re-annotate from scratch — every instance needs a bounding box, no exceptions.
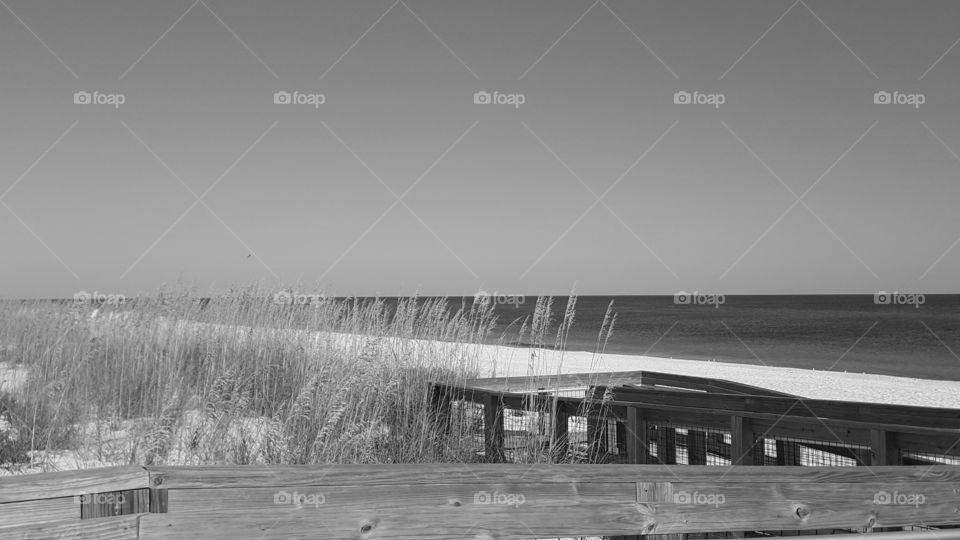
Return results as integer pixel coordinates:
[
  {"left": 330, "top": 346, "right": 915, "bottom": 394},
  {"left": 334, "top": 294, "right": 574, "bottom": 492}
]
[{"left": 0, "top": 287, "right": 613, "bottom": 473}]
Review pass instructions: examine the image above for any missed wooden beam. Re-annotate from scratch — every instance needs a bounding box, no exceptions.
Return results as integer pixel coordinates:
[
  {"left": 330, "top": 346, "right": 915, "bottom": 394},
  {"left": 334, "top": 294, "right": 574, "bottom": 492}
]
[
  {"left": 482, "top": 393, "right": 505, "bottom": 462},
  {"left": 143, "top": 464, "right": 960, "bottom": 490},
  {"left": 608, "top": 388, "right": 960, "bottom": 431},
  {"left": 0, "top": 466, "right": 149, "bottom": 504},
  {"left": 143, "top": 479, "right": 960, "bottom": 538},
  {"left": 0, "top": 514, "right": 141, "bottom": 540}
]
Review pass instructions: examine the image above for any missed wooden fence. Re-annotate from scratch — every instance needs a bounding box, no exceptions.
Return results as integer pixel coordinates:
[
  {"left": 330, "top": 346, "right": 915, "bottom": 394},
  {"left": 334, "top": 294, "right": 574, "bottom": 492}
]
[{"left": 2, "top": 464, "right": 960, "bottom": 539}]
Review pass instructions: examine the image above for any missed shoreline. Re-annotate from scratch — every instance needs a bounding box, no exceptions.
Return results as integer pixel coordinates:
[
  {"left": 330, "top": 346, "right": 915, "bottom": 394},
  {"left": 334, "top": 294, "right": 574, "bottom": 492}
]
[{"left": 5, "top": 315, "right": 960, "bottom": 409}]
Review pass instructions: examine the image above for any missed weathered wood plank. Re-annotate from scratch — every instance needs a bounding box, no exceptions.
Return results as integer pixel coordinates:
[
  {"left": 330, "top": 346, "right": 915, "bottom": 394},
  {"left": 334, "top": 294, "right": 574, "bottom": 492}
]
[
  {"left": 0, "top": 514, "right": 141, "bottom": 540},
  {"left": 164, "top": 481, "right": 636, "bottom": 514},
  {"left": 0, "top": 497, "right": 77, "bottom": 528},
  {"left": 464, "top": 370, "right": 648, "bottom": 392},
  {"left": 144, "top": 464, "right": 960, "bottom": 489},
  {"left": 140, "top": 504, "right": 652, "bottom": 540},
  {"left": 0, "top": 466, "right": 149, "bottom": 504},
  {"left": 140, "top": 481, "right": 960, "bottom": 539},
  {"left": 638, "top": 482, "right": 960, "bottom": 534},
  {"left": 637, "top": 372, "right": 796, "bottom": 398}
]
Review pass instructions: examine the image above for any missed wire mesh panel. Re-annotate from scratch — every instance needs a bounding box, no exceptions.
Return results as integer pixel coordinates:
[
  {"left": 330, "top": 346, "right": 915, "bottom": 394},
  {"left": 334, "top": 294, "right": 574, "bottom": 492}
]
[
  {"left": 760, "top": 436, "right": 871, "bottom": 467},
  {"left": 899, "top": 449, "right": 960, "bottom": 465},
  {"left": 646, "top": 422, "right": 733, "bottom": 466}
]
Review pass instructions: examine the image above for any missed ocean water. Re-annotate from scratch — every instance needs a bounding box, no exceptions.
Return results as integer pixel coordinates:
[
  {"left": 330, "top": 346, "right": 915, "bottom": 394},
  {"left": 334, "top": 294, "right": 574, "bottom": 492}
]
[{"left": 473, "top": 295, "right": 960, "bottom": 382}]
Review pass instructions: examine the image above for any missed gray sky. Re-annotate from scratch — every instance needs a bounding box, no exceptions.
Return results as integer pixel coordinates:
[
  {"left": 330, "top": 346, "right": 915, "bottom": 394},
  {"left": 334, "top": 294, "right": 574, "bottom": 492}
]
[{"left": 2, "top": 0, "right": 959, "bottom": 298}]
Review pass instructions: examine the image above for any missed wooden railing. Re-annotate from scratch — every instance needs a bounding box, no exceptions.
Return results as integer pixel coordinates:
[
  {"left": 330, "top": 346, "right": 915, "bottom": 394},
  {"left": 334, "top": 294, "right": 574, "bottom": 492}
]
[
  {"left": 3, "top": 372, "right": 959, "bottom": 539},
  {"left": 2, "top": 464, "right": 960, "bottom": 539},
  {"left": 432, "top": 371, "right": 960, "bottom": 467}
]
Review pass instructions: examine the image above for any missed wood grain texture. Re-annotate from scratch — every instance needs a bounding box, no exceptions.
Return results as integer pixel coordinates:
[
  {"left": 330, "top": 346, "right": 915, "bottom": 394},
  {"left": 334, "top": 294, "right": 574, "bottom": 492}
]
[
  {"left": 0, "top": 466, "right": 149, "bottom": 504},
  {"left": 0, "top": 497, "right": 77, "bottom": 528},
  {"left": 141, "top": 479, "right": 960, "bottom": 539},
  {"left": 144, "top": 464, "right": 960, "bottom": 489},
  {"left": 0, "top": 514, "right": 141, "bottom": 540}
]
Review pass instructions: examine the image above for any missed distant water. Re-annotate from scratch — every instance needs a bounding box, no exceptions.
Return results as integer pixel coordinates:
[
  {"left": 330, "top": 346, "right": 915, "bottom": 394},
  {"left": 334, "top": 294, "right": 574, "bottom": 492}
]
[{"left": 469, "top": 295, "right": 960, "bottom": 382}]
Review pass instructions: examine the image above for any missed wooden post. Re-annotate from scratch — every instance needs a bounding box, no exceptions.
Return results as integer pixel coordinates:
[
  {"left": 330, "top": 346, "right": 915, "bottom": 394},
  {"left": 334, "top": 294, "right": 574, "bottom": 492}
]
[
  {"left": 586, "top": 386, "right": 608, "bottom": 461},
  {"left": 626, "top": 406, "right": 649, "bottom": 464},
  {"left": 776, "top": 440, "right": 802, "bottom": 466},
  {"left": 483, "top": 393, "right": 505, "bottom": 462},
  {"left": 551, "top": 400, "right": 569, "bottom": 462},
  {"left": 730, "top": 416, "right": 755, "bottom": 466},
  {"left": 688, "top": 429, "right": 707, "bottom": 465},
  {"left": 615, "top": 421, "right": 628, "bottom": 458},
  {"left": 637, "top": 482, "right": 684, "bottom": 540},
  {"left": 656, "top": 426, "right": 677, "bottom": 465},
  {"left": 870, "top": 429, "right": 899, "bottom": 465}
]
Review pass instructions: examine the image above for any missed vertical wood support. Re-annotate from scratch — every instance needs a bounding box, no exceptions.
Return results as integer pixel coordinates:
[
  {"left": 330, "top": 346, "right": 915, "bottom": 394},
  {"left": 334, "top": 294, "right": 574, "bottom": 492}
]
[
  {"left": 656, "top": 426, "right": 677, "bottom": 465},
  {"left": 730, "top": 416, "right": 755, "bottom": 466},
  {"left": 637, "top": 482, "right": 684, "bottom": 540},
  {"left": 688, "top": 429, "right": 707, "bottom": 465},
  {"left": 586, "top": 386, "right": 608, "bottom": 461},
  {"left": 616, "top": 420, "right": 628, "bottom": 458},
  {"left": 483, "top": 392, "right": 505, "bottom": 463},
  {"left": 551, "top": 399, "right": 569, "bottom": 462},
  {"left": 870, "top": 429, "right": 899, "bottom": 466},
  {"left": 626, "top": 406, "right": 649, "bottom": 464}
]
